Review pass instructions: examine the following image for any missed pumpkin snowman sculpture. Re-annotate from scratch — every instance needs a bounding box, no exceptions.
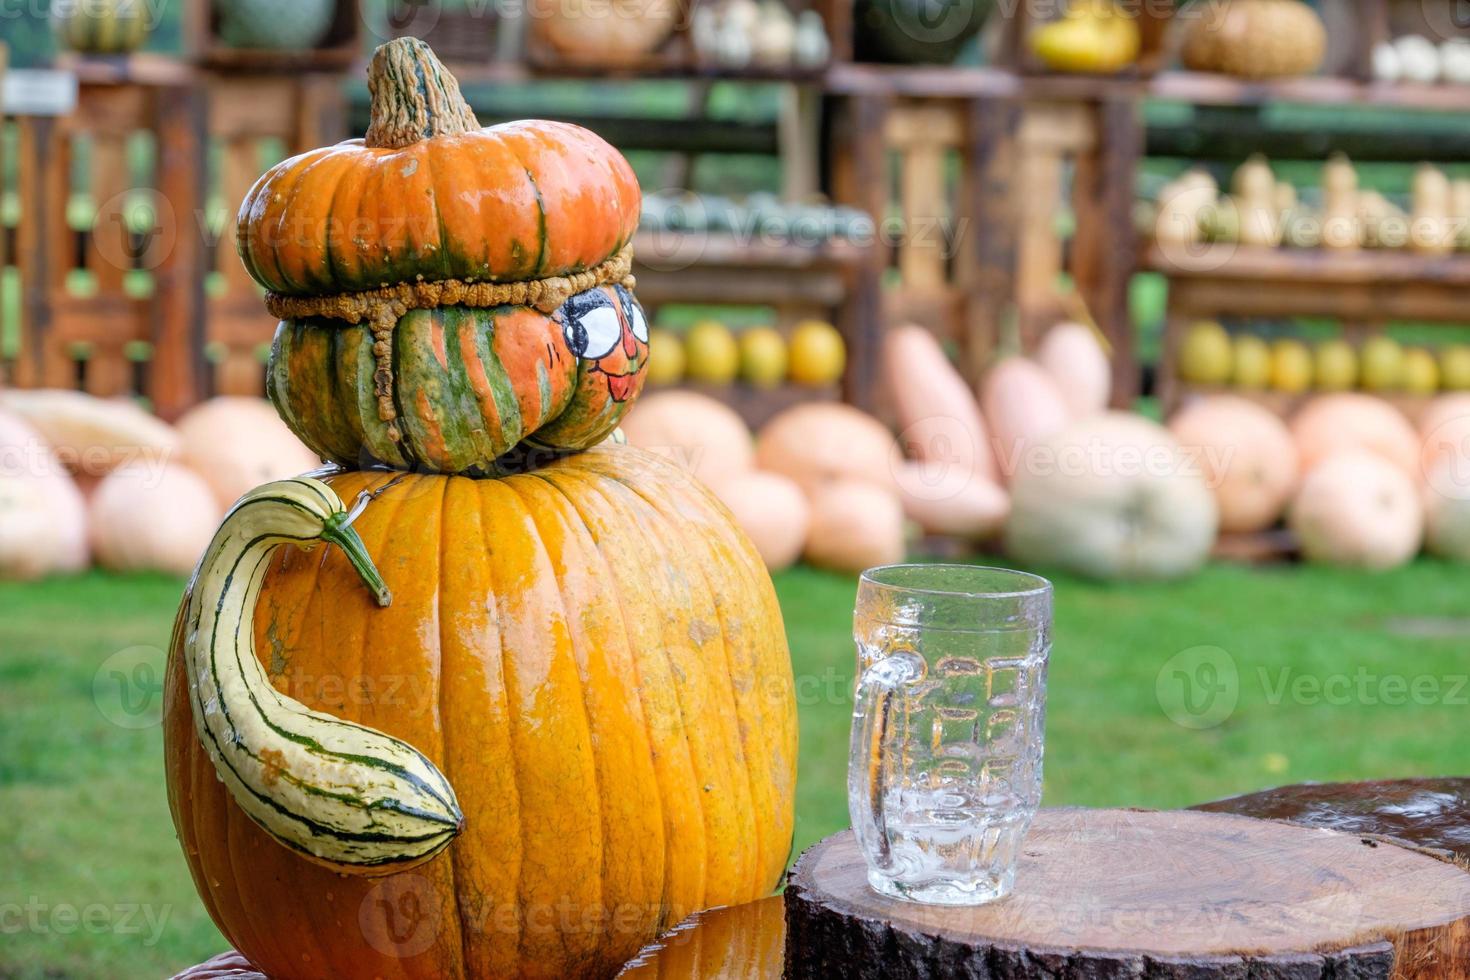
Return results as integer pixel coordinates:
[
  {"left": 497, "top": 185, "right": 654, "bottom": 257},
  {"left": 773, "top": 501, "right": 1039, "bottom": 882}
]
[{"left": 164, "top": 38, "right": 797, "bottom": 980}]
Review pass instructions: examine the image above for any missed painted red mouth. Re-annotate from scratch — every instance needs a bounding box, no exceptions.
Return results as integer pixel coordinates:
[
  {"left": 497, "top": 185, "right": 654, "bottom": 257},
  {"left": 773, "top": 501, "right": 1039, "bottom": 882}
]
[{"left": 605, "top": 370, "right": 639, "bottom": 403}]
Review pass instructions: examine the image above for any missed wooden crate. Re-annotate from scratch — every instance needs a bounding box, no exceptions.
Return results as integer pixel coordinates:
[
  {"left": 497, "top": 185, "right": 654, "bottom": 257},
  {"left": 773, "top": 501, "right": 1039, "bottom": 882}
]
[
  {"left": 4, "top": 62, "right": 206, "bottom": 418},
  {"left": 1149, "top": 244, "right": 1470, "bottom": 418},
  {"left": 828, "top": 78, "right": 1140, "bottom": 400},
  {"left": 202, "top": 72, "right": 347, "bottom": 398},
  {"left": 631, "top": 231, "right": 878, "bottom": 417},
  {"left": 186, "top": 0, "right": 360, "bottom": 72}
]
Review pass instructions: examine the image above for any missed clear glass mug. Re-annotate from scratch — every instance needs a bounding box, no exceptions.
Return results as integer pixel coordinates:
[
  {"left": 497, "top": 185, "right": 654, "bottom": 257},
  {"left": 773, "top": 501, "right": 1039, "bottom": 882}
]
[{"left": 848, "top": 564, "right": 1052, "bottom": 905}]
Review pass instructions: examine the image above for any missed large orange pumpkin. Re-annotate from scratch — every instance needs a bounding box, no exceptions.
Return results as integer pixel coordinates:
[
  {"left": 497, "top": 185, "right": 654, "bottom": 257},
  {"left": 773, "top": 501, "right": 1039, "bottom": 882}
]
[
  {"left": 242, "top": 39, "right": 648, "bottom": 473},
  {"left": 163, "top": 444, "right": 797, "bottom": 980}
]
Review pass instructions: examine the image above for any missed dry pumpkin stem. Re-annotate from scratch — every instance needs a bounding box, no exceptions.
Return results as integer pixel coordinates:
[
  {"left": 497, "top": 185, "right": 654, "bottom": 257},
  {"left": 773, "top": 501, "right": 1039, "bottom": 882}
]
[{"left": 265, "top": 246, "right": 637, "bottom": 440}]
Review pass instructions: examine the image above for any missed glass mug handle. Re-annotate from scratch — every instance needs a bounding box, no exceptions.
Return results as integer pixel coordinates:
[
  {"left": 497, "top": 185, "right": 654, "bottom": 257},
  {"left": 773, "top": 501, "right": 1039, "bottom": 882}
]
[{"left": 848, "top": 649, "right": 924, "bottom": 874}]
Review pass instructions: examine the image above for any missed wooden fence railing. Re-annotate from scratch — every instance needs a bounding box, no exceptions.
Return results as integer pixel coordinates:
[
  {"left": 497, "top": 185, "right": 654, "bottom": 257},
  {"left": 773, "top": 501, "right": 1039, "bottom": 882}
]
[{"left": 1, "top": 58, "right": 343, "bottom": 419}]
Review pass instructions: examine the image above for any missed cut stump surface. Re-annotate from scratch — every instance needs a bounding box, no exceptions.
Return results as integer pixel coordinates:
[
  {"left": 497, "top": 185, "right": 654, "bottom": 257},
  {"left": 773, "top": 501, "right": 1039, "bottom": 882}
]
[
  {"left": 1193, "top": 777, "right": 1470, "bottom": 867},
  {"left": 785, "top": 807, "right": 1470, "bottom": 979}
]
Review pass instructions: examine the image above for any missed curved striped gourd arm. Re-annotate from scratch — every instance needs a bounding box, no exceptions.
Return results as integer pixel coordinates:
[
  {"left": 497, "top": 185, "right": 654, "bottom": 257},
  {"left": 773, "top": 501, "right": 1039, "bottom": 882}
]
[{"left": 179, "top": 477, "right": 461, "bottom": 870}]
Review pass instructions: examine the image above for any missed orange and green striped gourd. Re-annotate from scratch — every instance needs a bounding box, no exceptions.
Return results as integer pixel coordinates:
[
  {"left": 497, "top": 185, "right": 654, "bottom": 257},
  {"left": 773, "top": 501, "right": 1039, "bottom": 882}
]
[{"left": 240, "top": 38, "right": 649, "bottom": 475}]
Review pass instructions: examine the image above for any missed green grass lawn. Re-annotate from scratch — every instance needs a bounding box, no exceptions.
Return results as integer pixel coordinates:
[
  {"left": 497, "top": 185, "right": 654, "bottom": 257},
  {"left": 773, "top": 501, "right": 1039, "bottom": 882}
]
[{"left": 2, "top": 560, "right": 1467, "bottom": 978}]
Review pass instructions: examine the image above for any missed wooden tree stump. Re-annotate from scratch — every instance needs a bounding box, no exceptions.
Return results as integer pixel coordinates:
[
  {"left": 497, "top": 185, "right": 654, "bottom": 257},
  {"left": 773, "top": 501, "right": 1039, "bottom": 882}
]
[
  {"left": 785, "top": 808, "right": 1470, "bottom": 979},
  {"left": 1192, "top": 778, "right": 1470, "bottom": 867}
]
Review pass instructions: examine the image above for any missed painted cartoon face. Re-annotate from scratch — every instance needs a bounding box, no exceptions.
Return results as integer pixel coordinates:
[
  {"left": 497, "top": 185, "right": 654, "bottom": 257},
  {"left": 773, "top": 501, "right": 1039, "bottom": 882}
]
[{"left": 559, "top": 284, "right": 649, "bottom": 403}]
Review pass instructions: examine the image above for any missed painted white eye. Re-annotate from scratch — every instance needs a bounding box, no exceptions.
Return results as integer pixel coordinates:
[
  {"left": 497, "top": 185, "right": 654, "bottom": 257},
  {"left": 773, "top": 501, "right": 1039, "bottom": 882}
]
[
  {"left": 626, "top": 297, "right": 649, "bottom": 344},
  {"left": 566, "top": 304, "right": 622, "bottom": 360}
]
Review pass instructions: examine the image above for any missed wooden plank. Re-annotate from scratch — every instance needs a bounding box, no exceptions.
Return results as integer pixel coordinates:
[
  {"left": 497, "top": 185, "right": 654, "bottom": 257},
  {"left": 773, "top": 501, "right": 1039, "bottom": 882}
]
[
  {"left": 1014, "top": 105, "right": 1066, "bottom": 345},
  {"left": 218, "top": 136, "right": 259, "bottom": 289},
  {"left": 294, "top": 73, "right": 347, "bottom": 149},
  {"left": 14, "top": 117, "right": 73, "bottom": 389},
  {"left": 778, "top": 84, "right": 821, "bottom": 200},
  {"left": 1072, "top": 96, "right": 1142, "bottom": 406},
  {"left": 884, "top": 102, "right": 964, "bottom": 146},
  {"left": 87, "top": 132, "right": 129, "bottom": 296},
  {"left": 632, "top": 232, "right": 868, "bottom": 270},
  {"left": 70, "top": 84, "right": 149, "bottom": 135},
  {"left": 837, "top": 93, "right": 890, "bottom": 413},
  {"left": 207, "top": 76, "right": 303, "bottom": 140},
  {"left": 959, "top": 95, "right": 1019, "bottom": 383},
  {"left": 1169, "top": 277, "right": 1470, "bottom": 322},
  {"left": 633, "top": 266, "right": 847, "bottom": 307},
  {"left": 895, "top": 115, "right": 950, "bottom": 293},
  {"left": 1144, "top": 243, "right": 1470, "bottom": 286},
  {"left": 1016, "top": 101, "right": 1094, "bottom": 154},
  {"left": 150, "top": 85, "right": 206, "bottom": 418},
  {"left": 1149, "top": 69, "right": 1470, "bottom": 111}
]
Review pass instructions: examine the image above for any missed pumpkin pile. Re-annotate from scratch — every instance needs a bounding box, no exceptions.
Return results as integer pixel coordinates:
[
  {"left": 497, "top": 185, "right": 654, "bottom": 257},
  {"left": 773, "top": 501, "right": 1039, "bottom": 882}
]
[
  {"left": 1152, "top": 154, "right": 1470, "bottom": 256},
  {"left": 162, "top": 38, "right": 796, "bottom": 980},
  {"left": 1177, "top": 319, "right": 1470, "bottom": 398},
  {"left": 622, "top": 320, "right": 1183, "bottom": 579},
  {"left": 0, "top": 389, "right": 318, "bottom": 579},
  {"left": 1165, "top": 390, "right": 1470, "bottom": 570}
]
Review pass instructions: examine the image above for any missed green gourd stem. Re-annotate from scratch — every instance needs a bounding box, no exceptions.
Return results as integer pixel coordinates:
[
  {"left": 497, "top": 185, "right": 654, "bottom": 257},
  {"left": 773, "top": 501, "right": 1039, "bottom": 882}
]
[
  {"left": 364, "top": 37, "right": 480, "bottom": 149},
  {"left": 180, "top": 477, "right": 462, "bottom": 870}
]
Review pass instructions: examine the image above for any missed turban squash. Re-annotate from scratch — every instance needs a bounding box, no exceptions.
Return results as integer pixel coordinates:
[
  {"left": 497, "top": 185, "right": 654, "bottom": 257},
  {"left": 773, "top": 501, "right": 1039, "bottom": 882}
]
[
  {"left": 239, "top": 38, "right": 648, "bottom": 474},
  {"left": 163, "top": 444, "right": 799, "bottom": 979}
]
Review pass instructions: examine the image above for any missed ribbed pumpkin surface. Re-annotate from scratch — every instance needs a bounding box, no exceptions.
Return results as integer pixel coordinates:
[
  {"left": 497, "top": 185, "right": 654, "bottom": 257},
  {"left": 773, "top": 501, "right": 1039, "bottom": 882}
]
[
  {"left": 237, "top": 120, "right": 641, "bottom": 296},
  {"left": 269, "top": 286, "right": 647, "bottom": 473},
  {"left": 163, "top": 445, "right": 797, "bottom": 980}
]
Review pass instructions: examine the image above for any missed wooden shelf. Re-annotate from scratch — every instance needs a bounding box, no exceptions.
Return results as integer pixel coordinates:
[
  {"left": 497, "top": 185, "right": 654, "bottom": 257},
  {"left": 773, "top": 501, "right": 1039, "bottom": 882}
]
[
  {"left": 54, "top": 53, "right": 195, "bottom": 87},
  {"left": 1147, "top": 71, "right": 1470, "bottom": 112},
  {"left": 824, "top": 63, "right": 1021, "bottom": 98},
  {"left": 197, "top": 47, "right": 357, "bottom": 73},
  {"left": 418, "top": 58, "right": 829, "bottom": 88},
  {"left": 827, "top": 64, "right": 1470, "bottom": 112},
  {"left": 824, "top": 63, "right": 1137, "bottom": 101},
  {"left": 1142, "top": 244, "right": 1470, "bottom": 287},
  {"left": 633, "top": 232, "right": 869, "bottom": 271}
]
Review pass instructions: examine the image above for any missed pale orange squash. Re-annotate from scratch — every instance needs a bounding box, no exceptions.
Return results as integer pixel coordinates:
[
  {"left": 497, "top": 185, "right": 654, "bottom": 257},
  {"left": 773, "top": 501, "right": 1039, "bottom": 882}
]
[
  {"left": 176, "top": 396, "right": 321, "bottom": 508},
  {"left": 708, "top": 470, "right": 810, "bottom": 571},
  {"left": 893, "top": 462, "right": 1009, "bottom": 540},
  {"left": 803, "top": 477, "right": 906, "bottom": 573},
  {"left": 619, "top": 389, "right": 754, "bottom": 485},
  {"left": 1290, "top": 393, "right": 1418, "bottom": 477},
  {"left": 1036, "top": 321, "right": 1111, "bottom": 418},
  {"left": 1168, "top": 395, "right": 1299, "bottom": 533},
  {"left": 755, "top": 403, "right": 901, "bottom": 495},
  {"left": 1419, "top": 393, "right": 1470, "bottom": 479},
  {"left": 1290, "top": 450, "right": 1422, "bottom": 569},
  {"left": 89, "top": 462, "right": 220, "bottom": 576},
  {"left": 980, "top": 357, "right": 1072, "bottom": 480},
  {"left": 883, "top": 324, "right": 997, "bottom": 483},
  {"left": 0, "top": 409, "right": 88, "bottom": 579}
]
